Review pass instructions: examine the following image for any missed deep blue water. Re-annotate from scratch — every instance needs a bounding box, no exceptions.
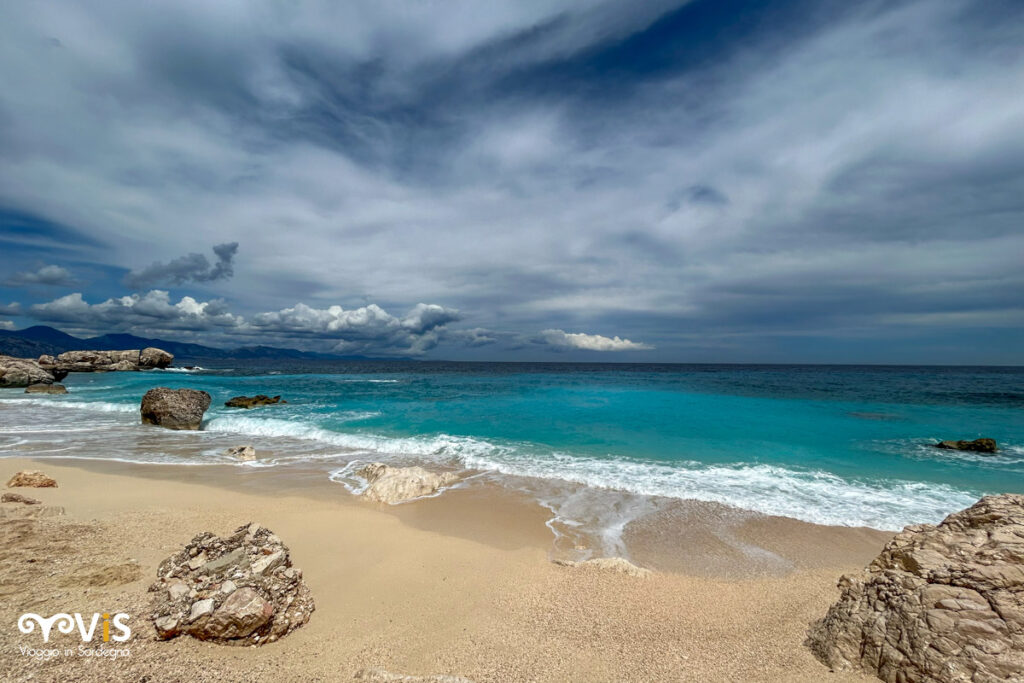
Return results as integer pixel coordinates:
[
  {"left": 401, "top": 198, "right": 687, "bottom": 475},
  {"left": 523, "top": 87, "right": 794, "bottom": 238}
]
[{"left": 2, "top": 362, "right": 1023, "bottom": 531}]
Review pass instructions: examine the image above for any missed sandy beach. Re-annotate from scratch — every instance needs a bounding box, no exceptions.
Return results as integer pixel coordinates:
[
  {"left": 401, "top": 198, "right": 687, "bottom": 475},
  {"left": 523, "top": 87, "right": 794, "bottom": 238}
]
[{"left": 0, "top": 456, "right": 893, "bottom": 682}]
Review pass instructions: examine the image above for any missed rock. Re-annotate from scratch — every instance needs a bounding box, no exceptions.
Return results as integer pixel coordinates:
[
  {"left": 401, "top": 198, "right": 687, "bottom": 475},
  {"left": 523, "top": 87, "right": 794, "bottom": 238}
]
[
  {"left": 140, "top": 347, "right": 174, "bottom": 369},
  {"left": 141, "top": 387, "right": 211, "bottom": 430},
  {"left": 553, "top": 557, "right": 652, "bottom": 578},
  {"left": 807, "top": 494, "right": 1024, "bottom": 683},
  {"left": 0, "top": 356, "right": 56, "bottom": 387},
  {"left": 225, "top": 445, "right": 256, "bottom": 462},
  {"left": 6, "top": 470, "right": 58, "bottom": 488},
  {"left": 1, "top": 492, "right": 41, "bottom": 504},
  {"left": 356, "top": 463, "right": 459, "bottom": 504},
  {"left": 25, "top": 383, "right": 67, "bottom": 394},
  {"left": 36, "top": 348, "right": 174, "bottom": 375},
  {"left": 148, "top": 522, "right": 314, "bottom": 645},
  {"left": 934, "top": 438, "right": 998, "bottom": 454},
  {"left": 225, "top": 395, "right": 285, "bottom": 409},
  {"left": 354, "top": 670, "right": 475, "bottom": 682},
  {"left": 0, "top": 504, "right": 64, "bottom": 519}
]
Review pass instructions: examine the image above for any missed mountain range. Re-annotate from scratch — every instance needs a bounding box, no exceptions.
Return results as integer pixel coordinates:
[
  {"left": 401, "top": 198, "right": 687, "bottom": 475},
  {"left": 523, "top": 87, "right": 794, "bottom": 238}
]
[{"left": 0, "top": 326, "right": 358, "bottom": 361}]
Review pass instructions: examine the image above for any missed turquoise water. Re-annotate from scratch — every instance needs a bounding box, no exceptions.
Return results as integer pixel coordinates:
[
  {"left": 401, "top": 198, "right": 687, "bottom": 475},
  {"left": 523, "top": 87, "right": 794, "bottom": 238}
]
[{"left": 2, "top": 362, "right": 1023, "bottom": 533}]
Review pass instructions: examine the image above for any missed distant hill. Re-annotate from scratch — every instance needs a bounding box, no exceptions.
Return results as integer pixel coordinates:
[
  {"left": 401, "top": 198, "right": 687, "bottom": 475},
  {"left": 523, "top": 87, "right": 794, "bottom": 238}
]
[{"left": 0, "top": 325, "right": 354, "bottom": 361}]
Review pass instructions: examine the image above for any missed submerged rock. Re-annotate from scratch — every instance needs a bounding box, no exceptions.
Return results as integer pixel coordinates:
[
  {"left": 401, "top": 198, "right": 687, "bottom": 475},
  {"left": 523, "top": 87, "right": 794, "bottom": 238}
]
[
  {"left": 141, "top": 387, "right": 211, "bottom": 430},
  {"left": 933, "top": 438, "right": 998, "bottom": 454},
  {"left": 807, "top": 494, "right": 1024, "bottom": 682},
  {"left": 356, "top": 463, "right": 459, "bottom": 504},
  {"left": 553, "top": 557, "right": 652, "bottom": 578},
  {"left": 25, "top": 382, "right": 67, "bottom": 394},
  {"left": 0, "top": 356, "right": 56, "bottom": 387},
  {"left": 6, "top": 470, "right": 58, "bottom": 488},
  {"left": 149, "top": 522, "right": 314, "bottom": 645},
  {"left": 225, "top": 445, "right": 256, "bottom": 462},
  {"left": 225, "top": 394, "right": 285, "bottom": 408},
  {"left": 1, "top": 492, "right": 41, "bottom": 504}
]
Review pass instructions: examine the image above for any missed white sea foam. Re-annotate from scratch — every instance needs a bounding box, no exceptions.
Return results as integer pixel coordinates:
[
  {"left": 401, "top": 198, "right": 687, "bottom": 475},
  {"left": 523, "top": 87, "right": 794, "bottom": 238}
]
[
  {"left": 203, "top": 416, "right": 508, "bottom": 460},
  {"left": 0, "top": 398, "right": 137, "bottom": 413}
]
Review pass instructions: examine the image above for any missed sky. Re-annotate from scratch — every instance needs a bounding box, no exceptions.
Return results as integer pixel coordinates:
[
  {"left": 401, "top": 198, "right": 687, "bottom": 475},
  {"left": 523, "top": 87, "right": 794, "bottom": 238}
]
[{"left": 0, "top": 0, "right": 1022, "bottom": 363}]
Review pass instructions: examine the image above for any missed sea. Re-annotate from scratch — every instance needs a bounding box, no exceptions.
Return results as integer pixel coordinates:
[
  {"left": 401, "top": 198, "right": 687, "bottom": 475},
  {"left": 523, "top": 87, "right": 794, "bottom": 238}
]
[{"left": 2, "top": 361, "right": 1023, "bottom": 556}]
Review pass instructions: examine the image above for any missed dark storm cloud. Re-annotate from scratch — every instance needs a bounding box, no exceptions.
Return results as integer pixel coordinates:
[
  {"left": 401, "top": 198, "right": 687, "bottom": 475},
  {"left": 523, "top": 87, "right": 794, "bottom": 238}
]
[
  {"left": 124, "top": 243, "right": 239, "bottom": 289},
  {"left": 0, "top": 0, "right": 1021, "bottom": 361}
]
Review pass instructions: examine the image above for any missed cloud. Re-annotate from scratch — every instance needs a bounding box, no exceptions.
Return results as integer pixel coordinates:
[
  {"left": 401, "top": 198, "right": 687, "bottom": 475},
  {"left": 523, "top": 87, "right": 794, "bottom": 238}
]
[
  {"left": 251, "top": 301, "right": 460, "bottom": 354},
  {"left": 0, "top": 320, "right": 14, "bottom": 330},
  {"left": 6, "top": 264, "right": 74, "bottom": 286},
  {"left": 0, "top": 302, "right": 21, "bottom": 316},
  {"left": 539, "top": 329, "right": 653, "bottom": 351},
  {"left": 30, "top": 291, "right": 242, "bottom": 331},
  {"left": 0, "top": 1, "right": 1021, "bottom": 361},
  {"left": 124, "top": 243, "right": 239, "bottom": 289}
]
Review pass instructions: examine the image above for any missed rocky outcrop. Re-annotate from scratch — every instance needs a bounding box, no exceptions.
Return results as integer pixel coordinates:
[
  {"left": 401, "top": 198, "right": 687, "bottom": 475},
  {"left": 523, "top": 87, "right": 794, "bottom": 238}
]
[
  {"left": 553, "top": 557, "right": 652, "bottom": 578},
  {"left": 225, "top": 395, "right": 285, "bottom": 408},
  {"left": 2, "top": 492, "right": 41, "bottom": 504},
  {"left": 357, "top": 463, "right": 459, "bottom": 504},
  {"left": 6, "top": 471, "right": 58, "bottom": 488},
  {"left": 141, "top": 387, "right": 211, "bottom": 430},
  {"left": 148, "top": 522, "right": 314, "bottom": 646},
  {"left": 40, "top": 347, "right": 174, "bottom": 374},
  {"left": 140, "top": 347, "right": 174, "bottom": 368},
  {"left": 0, "top": 356, "right": 57, "bottom": 387},
  {"left": 807, "top": 494, "right": 1024, "bottom": 683},
  {"left": 25, "top": 383, "right": 67, "bottom": 394},
  {"left": 225, "top": 445, "right": 256, "bottom": 462},
  {"left": 934, "top": 438, "right": 998, "bottom": 454}
]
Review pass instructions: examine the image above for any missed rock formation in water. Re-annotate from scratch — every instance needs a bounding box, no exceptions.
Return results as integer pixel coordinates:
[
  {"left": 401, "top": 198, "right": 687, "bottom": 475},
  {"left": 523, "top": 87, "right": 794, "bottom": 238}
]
[
  {"left": 225, "top": 394, "right": 285, "bottom": 408},
  {"left": 6, "top": 470, "right": 58, "bottom": 488},
  {"left": 39, "top": 347, "right": 174, "bottom": 374},
  {"left": 225, "top": 445, "right": 256, "bottom": 461},
  {"left": 807, "top": 494, "right": 1024, "bottom": 682},
  {"left": 356, "top": 463, "right": 459, "bottom": 504},
  {"left": 933, "top": 438, "right": 998, "bottom": 454},
  {"left": 141, "top": 387, "right": 212, "bottom": 430},
  {"left": 149, "top": 522, "right": 314, "bottom": 646},
  {"left": 25, "top": 382, "right": 67, "bottom": 394},
  {"left": 0, "top": 356, "right": 58, "bottom": 387}
]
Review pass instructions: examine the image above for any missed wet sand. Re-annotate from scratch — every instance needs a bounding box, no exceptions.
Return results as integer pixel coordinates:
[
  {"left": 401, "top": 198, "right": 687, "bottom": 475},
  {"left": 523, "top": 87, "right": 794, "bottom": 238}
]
[{"left": 0, "top": 456, "right": 891, "bottom": 682}]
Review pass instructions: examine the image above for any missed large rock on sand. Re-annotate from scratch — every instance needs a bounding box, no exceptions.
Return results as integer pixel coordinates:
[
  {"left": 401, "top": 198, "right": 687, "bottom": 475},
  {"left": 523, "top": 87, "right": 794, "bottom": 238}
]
[
  {"left": 141, "top": 387, "right": 211, "bottom": 430},
  {"left": 934, "top": 438, "right": 998, "bottom": 454},
  {"left": 149, "top": 522, "right": 314, "bottom": 645},
  {"left": 357, "top": 463, "right": 458, "bottom": 504},
  {"left": 6, "top": 470, "right": 57, "bottom": 488},
  {"left": 0, "top": 356, "right": 56, "bottom": 387},
  {"left": 807, "top": 494, "right": 1024, "bottom": 682}
]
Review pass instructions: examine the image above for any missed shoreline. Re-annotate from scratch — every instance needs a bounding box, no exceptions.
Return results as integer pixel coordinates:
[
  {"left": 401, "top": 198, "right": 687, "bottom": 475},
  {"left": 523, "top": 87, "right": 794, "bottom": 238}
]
[
  {"left": 9, "top": 453, "right": 894, "bottom": 577},
  {"left": 0, "top": 455, "right": 890, "bottom": 681}
]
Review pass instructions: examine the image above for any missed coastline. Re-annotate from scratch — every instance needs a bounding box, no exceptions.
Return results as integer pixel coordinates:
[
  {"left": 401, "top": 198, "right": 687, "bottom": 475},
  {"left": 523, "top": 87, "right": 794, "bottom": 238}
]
[{"left": 1, "top": 456, "right": 890, "bottom": 682}]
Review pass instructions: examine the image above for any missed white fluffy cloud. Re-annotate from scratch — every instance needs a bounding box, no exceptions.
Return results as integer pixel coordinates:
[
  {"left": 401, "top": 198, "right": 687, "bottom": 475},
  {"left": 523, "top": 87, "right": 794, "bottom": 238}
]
[
  {"left": 539, "top": 329, "right": 652, "bottom": 352},
  {"left": 251, "top": 301, "right": 460, "bottom": 354},
  {"left": 0, "top": 320, "right": 14, "bottom": 330},
  {"left": 30, "top": 291, "right": 242, "bottom": 331}
]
